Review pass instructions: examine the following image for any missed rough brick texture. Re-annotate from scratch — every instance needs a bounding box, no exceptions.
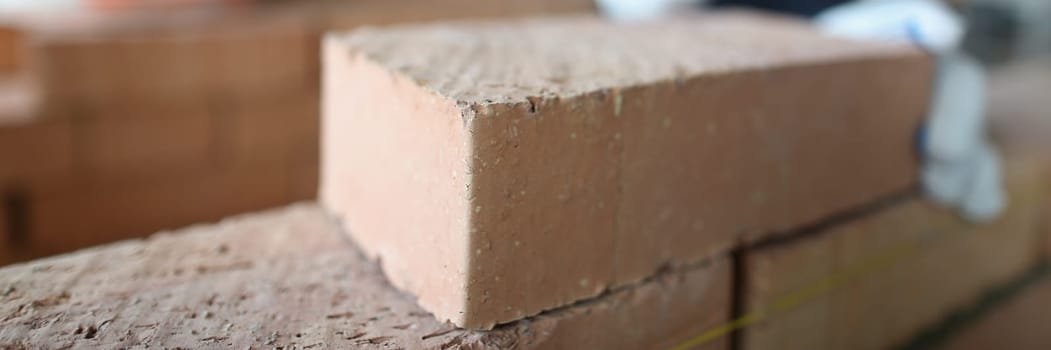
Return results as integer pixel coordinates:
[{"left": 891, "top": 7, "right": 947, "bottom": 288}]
[
  {"left": 742, "top": 156, "right": 1048, "bottom": 350},
  {"left": 322, "top": 13, "right": 932, "bottom": 328},
  {"left": 0, "top": 204, "right": 729, "bottom": 350}
]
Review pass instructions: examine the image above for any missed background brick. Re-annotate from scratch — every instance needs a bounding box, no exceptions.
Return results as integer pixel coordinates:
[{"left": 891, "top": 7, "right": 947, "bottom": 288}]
[
  {"left": 743, "top": 156, "right": 1048, "bottom": 350},
  {"left": 26, "top": 163, "right": 290, "bottom": 257},
  {"left": 0, "top": 26, "right": 22, "bottom": 74},
  {"left": 0, "top": 119, "right": 74, "bottom": 187},
  {"left": 74, "top": 112, "right": 213, "bottom": 180}
]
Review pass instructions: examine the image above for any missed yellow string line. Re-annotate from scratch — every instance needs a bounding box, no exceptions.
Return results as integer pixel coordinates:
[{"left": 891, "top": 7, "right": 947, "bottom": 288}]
[{"left": 669, "top": 225, "right": 949, "bottom": 350}]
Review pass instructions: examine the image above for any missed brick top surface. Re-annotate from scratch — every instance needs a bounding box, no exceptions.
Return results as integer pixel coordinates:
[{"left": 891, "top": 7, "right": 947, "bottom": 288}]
[
  {"left": 332, "top": 12, "right": 918, "bottom": 105},
  {"left": 0, "top": 204, "right": 479, "bottom": 348}
]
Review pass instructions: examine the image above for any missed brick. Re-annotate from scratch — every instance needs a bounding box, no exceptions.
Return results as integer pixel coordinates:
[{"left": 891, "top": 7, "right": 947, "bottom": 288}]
[
  {"left": 200, "top": 19, "right": 316, "bottom": 99},
  {"left": 321, "top": 0, "right": 595, "bottom": 28},
  {"left": 0, "top": 204, "right": 728, "bottom": 350},
  {"left": 25, "top": 163, "right": 289, "bottom": 259},
  {"left": 221, "top": 92, "right": 319, "bottom": 167},
  {"left": 742, "top": 156, "right": 1048, "bottom": 350},
  {"left": 941, "top": 274, "right": 1051, "bottom": 350},
  {"left": 321, "top": 13, "right": 932, "bottom": 328},
  {"left": 107, "top": 36, "right": 210, "bottom": 103},
  {"left": 29, "top": 0, "right": 591, "bottom": 118},
  {"left": 75, "top": 112, "right": 213, "bottom": 180},
  {"left": 286, "top": 103, "right": 321, "bottom": 202},
  {"left": 986, "top": 59, "right": 1051, "bottom": 255},
  {"left": 521, "top": 259, "right": 731, "bottom": 350},
  {"left": 0, "top": 195, "right": 7, "bottom": 251},
  {"left": 0, "top": 26, "right": 23, "bottom": 74},
  {"left": 29, "top": 17, "right": 313, "bottom": 114},
  {"left": 0, "top": 78, "right": 38, "bottom": 124},
  {"left": 39, "top": 87, "right": 212, "bottom": 122},
  {"left": 22, "top": 1, "right": 594, "bottom": 110},
  {"left": 0, "top": 188, "right": 32, "bottom": 267},
  {"left": 0, "top": 119, "right": 74, "bottom": 187},
  {"left": 288, "top": 154, "right": 319, "bottom": 202},
  {"left": 32, "top": 40, "right": 118, "bottom": 108},
  {"left": 219, "top": 92, "right": 320, "bottom": 202}
]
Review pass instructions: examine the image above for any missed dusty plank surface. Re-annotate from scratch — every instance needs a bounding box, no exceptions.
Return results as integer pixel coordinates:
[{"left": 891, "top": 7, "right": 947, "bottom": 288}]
[{"left": 0, "top": 203, "right": 729, "bottom": 350}]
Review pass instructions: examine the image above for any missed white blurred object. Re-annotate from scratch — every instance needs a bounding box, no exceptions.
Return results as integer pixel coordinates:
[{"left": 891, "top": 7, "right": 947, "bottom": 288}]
[
  {"left": 816, "top": 1, "right": 1006, "bottom": 222},
  {"left": 815, "top": 0, "right": 964, "bottom": 52},
  {"left": 0, "top": 0, "right": 80, "bottom": 13},
  {"left": 961, "top": 144, "right": 1005, "bottom": 221},
  {"left": 596, "top": 0, "right": 706, "bottom": 21},
  {"left": 926, "top": 53, "right": 986, "bottom": 162}
]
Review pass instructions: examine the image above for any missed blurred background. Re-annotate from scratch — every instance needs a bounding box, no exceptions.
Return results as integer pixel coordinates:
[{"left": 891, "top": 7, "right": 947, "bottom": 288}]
[{"left": 0, "top": 0, "right": 1047, "bottom": 266}]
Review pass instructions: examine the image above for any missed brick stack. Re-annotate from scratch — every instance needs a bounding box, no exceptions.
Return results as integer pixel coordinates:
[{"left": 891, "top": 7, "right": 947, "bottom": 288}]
[
  {"left": 321, "top": 12, "right": 931, "bottom": 329},
  {"left": 0, "top": 11, "right": 1047, "bottom": 350},
  {"left": 317, "top": 12, "right": 1051, "bottom": 348},
  {"left": 0, "top": 0, "right": 594, "bottom": 264}
]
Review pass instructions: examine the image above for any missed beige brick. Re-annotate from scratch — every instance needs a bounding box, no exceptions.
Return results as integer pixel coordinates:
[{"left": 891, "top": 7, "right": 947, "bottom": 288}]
[
  {"left": 75, "top": 112, "right": 212, "bottom": 180},
  {"left": 524, "top": 259, "right": 731, "bottom": 350},
  {"left": 0, "top": 204, "right": 727, "bottom": 350},
  {"left": 322, "top": 13, "right": 931, "bottom": 328},
  {"left": 742, "top": 157, "right": 1047, "bottom": 350}
]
